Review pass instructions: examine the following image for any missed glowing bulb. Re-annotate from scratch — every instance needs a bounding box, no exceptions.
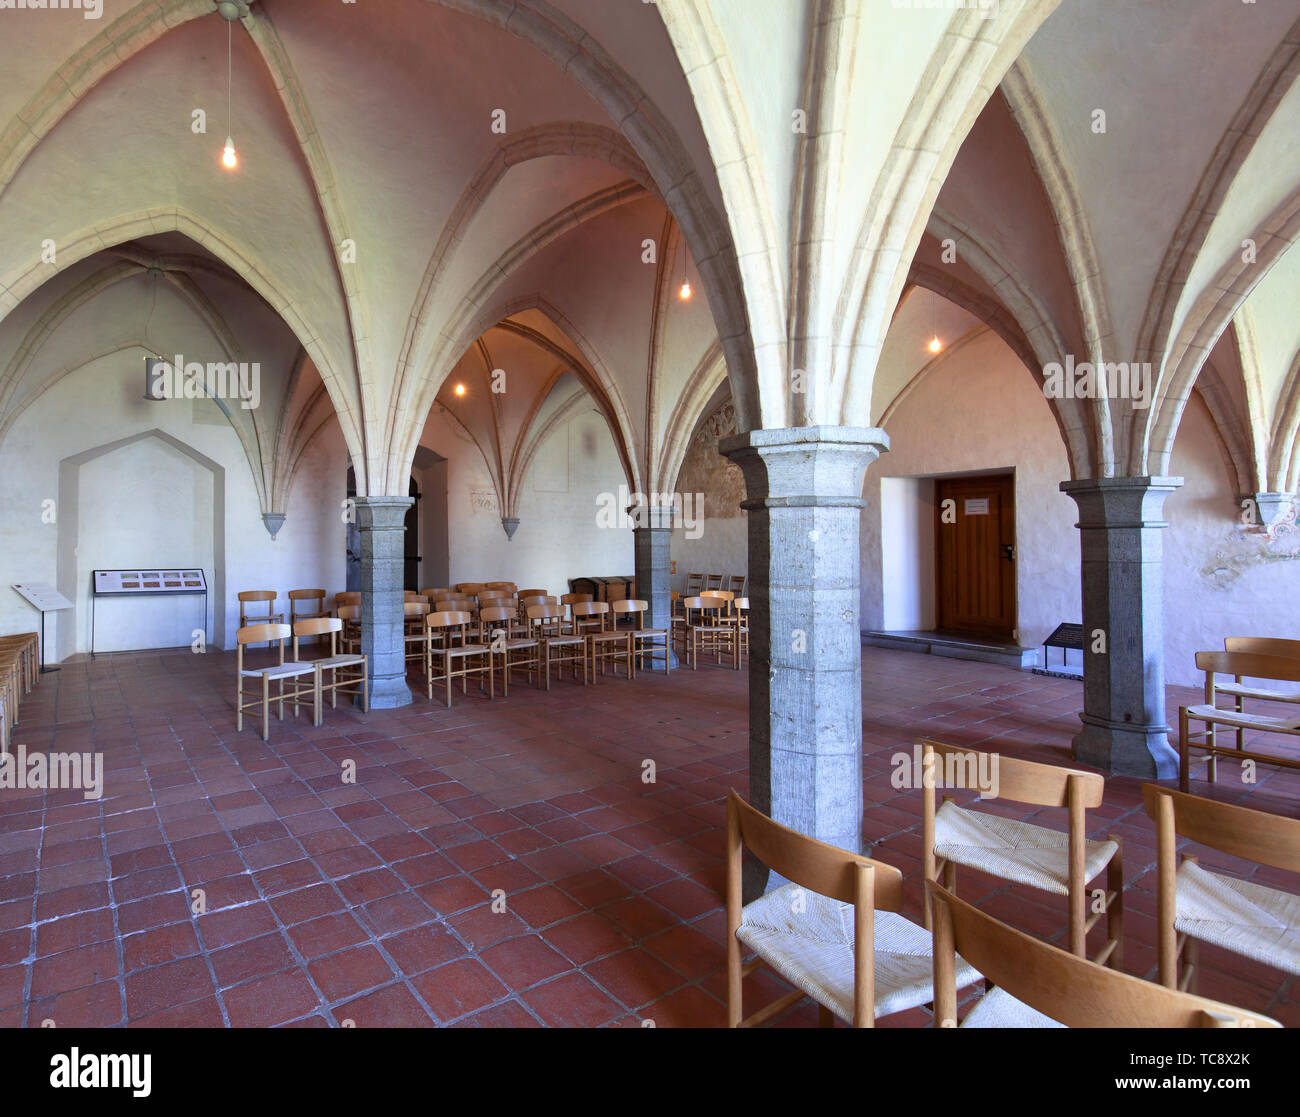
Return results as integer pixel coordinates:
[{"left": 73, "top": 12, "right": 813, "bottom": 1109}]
[
  {"left": 679, "top": 281, "right": 692, "bottom": 301},
  {"left": 454, "top": 383, "right": 466, "bottom": 397},
  {"left": 221, "top": 136, "right": 238, "bottom": 170},
  {"left": 928, "top": 335, "right": 943, "bottom": 354}
]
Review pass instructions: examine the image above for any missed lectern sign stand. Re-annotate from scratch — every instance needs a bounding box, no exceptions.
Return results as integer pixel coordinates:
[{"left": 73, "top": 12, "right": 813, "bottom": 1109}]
[{"left": 12, "top": 582, "right": 73, "bottom": 674}]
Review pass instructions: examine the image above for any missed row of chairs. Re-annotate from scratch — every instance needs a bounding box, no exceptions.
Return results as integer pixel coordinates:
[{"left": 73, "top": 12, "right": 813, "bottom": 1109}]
[
  {"left": 729, "top": 738, "right": 1299, "bottom": 1027},
  {"left": 235, "top": 618, "right": 368, "bottom": 740},
  {"left": 1180, "top": 635, "right": 1300, "bottom": 792},
  {"left": 415, "top": 597, "right": 673, "bottom": 707},
  {"left": 681, "top": 572, "right": 747, "bottom": 598},
  {"left": 0, "top": 632, "right": 40, "bottom": 753},
  {"left": 672, "top": 591, "right": 750, "bottom": 670}
]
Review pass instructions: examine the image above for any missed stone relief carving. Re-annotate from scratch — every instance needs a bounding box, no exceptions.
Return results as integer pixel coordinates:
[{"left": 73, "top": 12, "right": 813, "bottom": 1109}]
[{"left": 677, "top": 399, "right": 745, "bottom": 519}]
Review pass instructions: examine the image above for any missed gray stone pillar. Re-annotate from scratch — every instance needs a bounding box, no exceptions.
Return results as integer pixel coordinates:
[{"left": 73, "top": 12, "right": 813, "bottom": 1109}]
[
  {"left": 355, "top": 496, "right": 414, "bottom": 709},
  {"left": 632, "top": 516, "right": 679, "bottom": 670},
  {"left": 1060, "top": 477, "right": 1183, "bottom": 777},
  {"left": 721, "top": 427, "right": 889, "bottom": 893}
]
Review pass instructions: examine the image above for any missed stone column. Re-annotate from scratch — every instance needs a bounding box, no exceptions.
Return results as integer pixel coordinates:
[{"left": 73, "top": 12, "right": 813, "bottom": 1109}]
[
  {"left": 632, "top": 510, "right": 679, "bottom": 670},
  {"left": 355, "top": 496, "right": 414, "bottom": 709},
  {"left": 1060, "top": 477, "right": 1183, "bottom": 777},
  {"left": 721, "top": 427, "right": 889, "bottom": 894}
]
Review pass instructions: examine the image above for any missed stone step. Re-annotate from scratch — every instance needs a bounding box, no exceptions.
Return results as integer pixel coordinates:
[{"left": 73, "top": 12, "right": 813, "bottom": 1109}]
[{"left": 862, "top": 629, "right": 1038, "bottom": 671}]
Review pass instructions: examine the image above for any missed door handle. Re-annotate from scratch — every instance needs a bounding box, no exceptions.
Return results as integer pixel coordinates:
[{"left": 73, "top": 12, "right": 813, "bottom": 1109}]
[{"left": 1000, "top": 544, "right": 1015, "bottom": 562}]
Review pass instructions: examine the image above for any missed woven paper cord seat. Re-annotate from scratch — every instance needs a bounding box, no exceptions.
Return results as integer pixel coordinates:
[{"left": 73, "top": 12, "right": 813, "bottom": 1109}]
[
  {"left": 1184, "top": 704, "right": 1300, "bottom": 733},
  {"left": 240, "top": 662, "right": 315, "bottom": 680},
  {"left": 934, "top": 800, "right": 1119, "bottom": 896},
  {"left": 1174, "top": 860, "right": 1300, "bottom": 974},
  {"left": 959, "top": 986, "right": 1065, "bottom": 1029},
  {"left": 736, "top": 883, "right": 980, "bottom": 1023}
]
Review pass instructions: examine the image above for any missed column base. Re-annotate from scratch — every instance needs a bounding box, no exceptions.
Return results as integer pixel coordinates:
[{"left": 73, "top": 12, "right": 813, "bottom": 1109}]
[
  {"left": 1073, "top": 714, "right": 1178, "bottom": 778},
  {"left": 365, "top": 672, "right": 413, "bottom": 709}
]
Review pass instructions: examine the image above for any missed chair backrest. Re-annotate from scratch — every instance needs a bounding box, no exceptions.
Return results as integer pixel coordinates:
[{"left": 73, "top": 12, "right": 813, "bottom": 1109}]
[
  {"left": 1195, "top": 650, "right": 1300, "bottom": 685},
  {"left": 337, "top": 605, "right": 360, "bottom": 623},
  {"left": 1142, "top": 783, "right": 1300, "bottom": 875},
  {"left": 239, "top": 590, "right": 277, "bottom": 617},
  {"left": 238, "top": 622, "right": 289, "bottom": 646},
  {"left": 456, "top": 583, "right": 485, "bottom": 595},
  {"left": 683, "top": 595, "right": 722, "bottom": 616},
  {"left": 736, "top": 597, "right": 750, "bottom": 611},
  {"left": 702, "top": 589, "right": 734, "bottom": 602},
  {"left": 335, "top": 591, "right": 361, "bottom": 609},
  {"left": 916, "top": 737, "right": 1104, "bottom": 809},
  {"left": 520, "top": 594, "right": 556, "bottom": 608},
  {"left": 526, "top": 604, "right": 565, "bottom": 623},
  {"left": 517, "top": 589, "right": 548, "bottom": 600},
  {"left": 685, "top": 572, "right": 704, "bottom": 594},
  {"left": 293, "top": 617, "right": 341, "bottom": 638},
  {"left": 404, "top": 591, "right": 425, "bottom": 602},
  {"left": 420, "top": 588, "right": 451, "bottom": 601},
  {"left": 435, "top": 597, "right": 475, "bottom": 613},
  {"left": 427, "top": 610, "right": 473, "bottom": 630},
  {"left": 480, "top": 605, "right": 514, "bottom": 626},
  {"left": 612, "top": 599, "right": 647, "bottom": 629},
  {"left": 486, "top": 582, "right": 517, "bottom": 592},
  {"left": 561, "top": 592, "right": 593, "bottom": 606},
  {"left": 404, "top": 601, "right": 431, "bottom": 617},
  {"left": 726, "top": 574, "right": 747, "bottom": 594},
  {"left": 1224, "top": 636, "right": 1300, "bottom": 660},
  {"left": 727, "top": 791, "right": 903, "bottom": 1028},
  {"left": 289, "top": 588, "right": 325, "bottom": 603},
  {"left": 571, "top": 601, "right": 609, "bottom": 617},
  {"left": 703, "top": 573, "right": 724, "bottom": 591},
  {"left": 927, "top": 882, "right": 1278, "bottom": 1028},
  {"left": 478, "top": 590, "right": 509, "bottom": 602},
  {"left": 494, "top": 596, "right": 520, "bottom": 612}
]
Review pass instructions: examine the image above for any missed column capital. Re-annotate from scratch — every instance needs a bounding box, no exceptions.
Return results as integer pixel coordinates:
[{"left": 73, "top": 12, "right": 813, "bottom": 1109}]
[
  {"left": 721, "top": 426, "right": 889, "bottom": 508},
  {"left": 1060, "top": 476, "right": 1183, "bottom": 527},
  {"left": 353, "top": 495, "right": 413, "bottom": 531}
]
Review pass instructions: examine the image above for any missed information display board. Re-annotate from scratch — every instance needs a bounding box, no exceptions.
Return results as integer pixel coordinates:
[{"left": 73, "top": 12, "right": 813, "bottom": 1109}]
[{"left": 93, "top": 569, "right": 207, "bottom": 595}]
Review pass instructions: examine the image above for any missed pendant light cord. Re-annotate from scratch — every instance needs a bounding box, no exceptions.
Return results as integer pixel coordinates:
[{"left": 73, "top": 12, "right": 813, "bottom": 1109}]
[{"left": 227, "top": 19, "right": 232, "bottom": 136}]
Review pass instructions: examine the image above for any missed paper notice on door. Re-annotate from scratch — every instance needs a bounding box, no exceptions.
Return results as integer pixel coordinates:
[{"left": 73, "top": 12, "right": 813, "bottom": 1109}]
[{"left": 964, "top": 498, "right": 990, "bottom": 516}]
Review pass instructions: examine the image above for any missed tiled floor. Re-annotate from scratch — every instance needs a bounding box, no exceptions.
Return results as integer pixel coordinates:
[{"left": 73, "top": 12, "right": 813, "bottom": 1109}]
[{"left": 2, "top": 644, "right": 1297, "bottom": 1028}]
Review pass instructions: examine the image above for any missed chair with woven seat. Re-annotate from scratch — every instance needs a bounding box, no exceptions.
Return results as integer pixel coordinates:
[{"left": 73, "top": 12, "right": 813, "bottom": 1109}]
[
  {"left": 288, "top": 589, "right": 327, "bottom": 624},
  {"left": 424, "top": 611, "right": 493, "bottom": 707},
  {"left": 334, "top": 591, "right": 360, "bottom": 615},
  {"left": 681, "top": 596, "right": 737, "bottom": 669},
  {"left": 402, "top": 601, "right": 431, "bottom": 667},
  {"left": 612, "top": 599, "right": 670, "bottom": 675},
  {"left": 725, "top": 573, "right": 747, "bottom": 596},
  {"left": 236, "top": 623, "right": 316, "bottom": 741},
  {"left": 479, "top": 604, "right": 541, "bottom": 696},
  {"left": 1143, "top": 783, "right": 1300, "bottom": 993},
  {"left": 560, "top": 592, "right": 593, "bottom": 635},
  {"left": 928, "top": 881, "right": 1278, "bottom": 1029},
  {"left": 918, "top": 738, "right": 1123, "bottom": 965},
  {"left": 1179, "top": 651, "right": 1300, "bottom": 791},
  {"left": 571, "top": 601, "right": 632, "bottom": 682},
  {"left": 292, "top": 618, "right": 368, "bottom": 724},
  {"left": 336, "top": 604, "right": 362, "bottom": 656},
  {"left": 703, "top": 573, "right": 724, "bottom": 591},
  {"left": 526, "top": 604, "right": 587, "bottom": 688},
  {"left": 238, "top": 591, "right": 283, "bottom": 646},
  {"left": 1218, "top": 637, "right": 1300, "bottom": 757},
  {"left": 727, "top": 790, "right": 978, "bottom": 1027}
]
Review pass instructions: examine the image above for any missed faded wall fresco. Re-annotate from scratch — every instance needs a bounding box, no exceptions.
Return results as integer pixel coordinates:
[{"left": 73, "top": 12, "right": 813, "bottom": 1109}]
[
  {"left": 1201, "top": 501, "right": 1300, "bottom": 589},
  {"left": 676, "top": 400, "right": 746, "bottom": 518}
]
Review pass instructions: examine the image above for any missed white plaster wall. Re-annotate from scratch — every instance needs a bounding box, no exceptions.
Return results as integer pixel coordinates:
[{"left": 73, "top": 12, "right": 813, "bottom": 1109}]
[
  {"left": 863, "top": 330, "right": 1080, "bottom": 653},
  {"left": 670, "top": 519, "right": 747, "bottom": 593},
  {"left": 422, "top": 406, "right": 633, "bottom": 595},
  {"left": 0, "top": 350, "right": 347, "bottom": 658},
  {"left": 880, "top": 476, "right": 936, "bottom": 631}
]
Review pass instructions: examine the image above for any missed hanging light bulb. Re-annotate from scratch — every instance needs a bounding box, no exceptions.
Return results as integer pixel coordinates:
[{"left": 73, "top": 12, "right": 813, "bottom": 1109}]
[
  {"left": 679, "top": 280, "right": 692, "bottom": 301},
  {"left": 454, "top": 383, "right": 467, "bottom": 397},
  {"left": 219, "top": 20, "right": 238, "bottom": 172},
  {"left": 221, "top": 136, "right": 238, "bottom": 170},
  {"left": 928, "top": 334, "right": 943, "bottom": 354}
]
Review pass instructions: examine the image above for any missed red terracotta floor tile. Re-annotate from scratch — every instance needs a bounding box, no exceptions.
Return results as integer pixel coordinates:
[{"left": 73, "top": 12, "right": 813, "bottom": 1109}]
[
  {"left": 521, "top": 972, "right": 623, "bottom": 1028},
  {"left": 222, "top": 971, "right": 320, "bottom": 1028},
  {"left": 309, "top": 945, "right": 397, "bottom": 1002},
  {"left": 411, "top": 958, "right": 507, "bottom": 1022}
]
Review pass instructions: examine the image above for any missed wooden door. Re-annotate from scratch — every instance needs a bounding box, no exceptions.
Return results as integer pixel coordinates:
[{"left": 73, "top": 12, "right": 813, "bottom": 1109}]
[{"left": 935, "top": 474, "right": 1016, "bottom": 641}]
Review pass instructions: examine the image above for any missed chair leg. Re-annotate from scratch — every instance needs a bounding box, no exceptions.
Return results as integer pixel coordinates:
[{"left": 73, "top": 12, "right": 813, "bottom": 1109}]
[
  {"left": 1179, "top": 707, "right": 1190, "bottom": 793},
  {"left": 261, "top": 675, "right": 270, "bottom": 742},
  {"left": 1106, "top": 839, "right": 1124, "bottom": 970},
  {"left": 236, "top": 677, "right": 243, "bottom": 732}
]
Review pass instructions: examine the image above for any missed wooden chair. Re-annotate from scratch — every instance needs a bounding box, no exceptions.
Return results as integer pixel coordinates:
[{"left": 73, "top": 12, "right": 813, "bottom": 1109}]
[
  {"left": 918, "top": 738, "right": 1123, "bottom": 965},
  {"left": 727, "top": 790, "right": 976, "bottom": 1027},
  {"left": 517, "top": 588, "right": 548, "bottom": 601},
  {"left": 479, "top": 605, "right": 541, "bottom": 696},
  {"left": 1214, "top": 637, "right": 1300, "bottom": 755},
  {"left": 435, "top": 596, "right": 476, "bottom": 619},
  {"left": 526, "top": 605, "right": 587, "bottom": 688},
  {"left": 1143, "top": 783, "right": 1300, "bottom": 993},
  {"left": 1179, "top": 651, "right": 1300, "bottom": 792},
  {"left": 238, "top": 592, "right": 283, "bottom": 645},
  {"left": 420, "top": 587, "right": 451, "bottom": 603},
  {"left": 486, "top": 581, "right": 517, "bottom": 593},
  {"left": 725, "top": 573, "right": 747, "bottom": 596},
  {"left": 403, "top": 601, "right": 431, "bottom": 666},
  {"left": 236, "top": 623, "right": 316, "bottom": 741},
  {"left": 288, "top": 589, "right": 327, "bottom": 624},
  {"left": 424, "top": 611, "right": 493, "bottom": 707},
  {"left": 455, "top": 582, "right": 485, "bottom": 596},
  {"left": 334, "top": 591, "right": 361, "bottom": 615},
  {"left": 560, "top": 592, "right": 593, "bottom": 634},
  {"left": 681, "top": 596, "right": 737, "bottom": 669},
  {"left": 612, "top": 599, "right": 671, "bottom": 675},
  {"left": 571, "top": 601, "right": 632, "bottom": 682},
  {"left": 292, "top": 618, "right": 368, "bottom": 724},
  {"left": 0, "top": 633, "right": 39, "bottom": 754},
  {"left": 733, "top": 596, "right": 750, "bottom": 665},
  {"left": 928, "top": 881, "right": 1279, "bottom": 1028},
  {"left": 683, "top": 572, "right": 704, "bottom": 598},
  {"left": 701, "top": 588, "right": 735, "bottom": 614},
  {"left": 336, "top": 604, "right": 362, "bottom": 655},
  {"left": 703, "top": 572, "right": 724, "bottom": 592}
]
